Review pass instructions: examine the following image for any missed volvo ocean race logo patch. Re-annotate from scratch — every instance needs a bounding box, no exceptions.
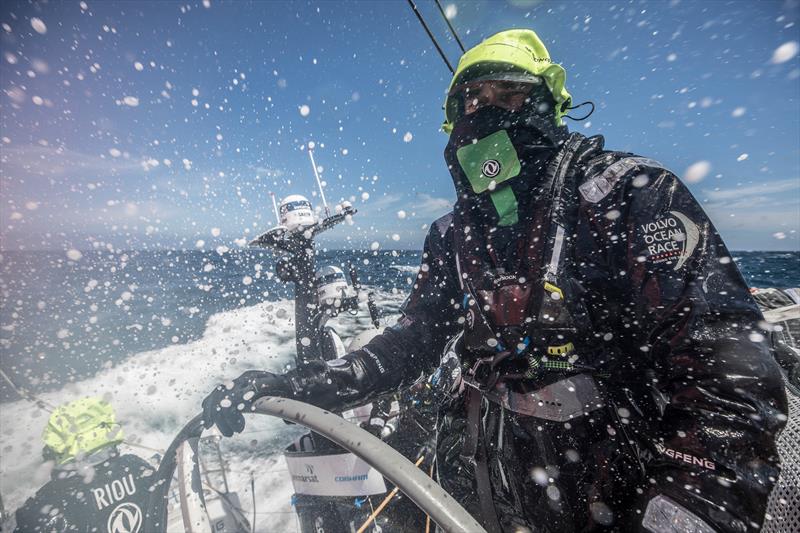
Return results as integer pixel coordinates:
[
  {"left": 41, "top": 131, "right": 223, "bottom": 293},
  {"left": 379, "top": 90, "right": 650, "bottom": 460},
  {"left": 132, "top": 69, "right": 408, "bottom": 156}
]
[
  {"left": 107, "top": 502, "right": 142, "bottom": 533},
  {"left": 482, "top": 159, "right": 501, "bottom": 178},
  {"left": 639, "top": 210, "right": 699, "bottom": 270}
]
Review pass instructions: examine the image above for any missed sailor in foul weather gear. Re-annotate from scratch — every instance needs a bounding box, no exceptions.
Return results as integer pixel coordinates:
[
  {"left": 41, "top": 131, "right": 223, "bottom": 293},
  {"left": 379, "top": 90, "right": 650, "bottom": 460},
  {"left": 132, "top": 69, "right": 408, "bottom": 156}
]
[
  {"left": 203, "top": 29, "right": 788, "bottom": 532},
  {"left": 13, "top": 398, "right": 153, "bottom": 533}
]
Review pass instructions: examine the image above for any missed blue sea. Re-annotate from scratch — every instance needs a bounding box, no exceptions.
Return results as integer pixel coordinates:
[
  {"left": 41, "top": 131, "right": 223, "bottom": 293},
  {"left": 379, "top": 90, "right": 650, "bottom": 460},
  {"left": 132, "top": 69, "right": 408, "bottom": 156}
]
[
  {"left": 0, "top": 248, "right": 797, "bottom": 527},
  {"left": 0, "top": 249, "right": 421, "bottom": 400},
  {"left": 1, "top": 249, "right": 797, "bottom": 400},
  {"left": 0, "top": 248, "right": 420, "bottom": 524}
]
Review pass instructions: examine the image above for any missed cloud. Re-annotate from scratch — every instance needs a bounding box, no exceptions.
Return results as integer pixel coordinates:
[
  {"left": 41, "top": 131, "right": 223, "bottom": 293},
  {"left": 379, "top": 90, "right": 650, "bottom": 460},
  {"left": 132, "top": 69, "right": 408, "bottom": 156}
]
[
  {"left": 251, "top": 165, "right": 285, "bottom": 178},
  {"left": 1, "top": 198, "right": 194, "bottom": 241},
  {"left": 413, "top": 193, "right": 454, "bottom": 218},
  {"left": 68, "top": 199, "right": 189, "bottom": 224},
  {"left": 698, "top": 179, "right": 800, "bottom": 248},
  {"left": 1, "top": 144, "right": 143, "bottom": 179},
  {"left": 707, "top": 196, "right": 799, "bottom": 211},
  {"left": 707, "top": 206, "right": 799, "bottom": 227},
  {"left": 701, "top": 179, "right": 799, "bottom": 202},
  {"left": 352, "top": 193, "right": 403, "bottom": 215},
  {"left": 704, "top": 202, "right": 800, "bottom": 248}
]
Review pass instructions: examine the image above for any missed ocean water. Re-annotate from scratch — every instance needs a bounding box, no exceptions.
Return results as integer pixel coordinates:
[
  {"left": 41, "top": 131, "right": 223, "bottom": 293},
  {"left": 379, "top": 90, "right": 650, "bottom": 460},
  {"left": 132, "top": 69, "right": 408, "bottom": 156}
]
[
  {"left": 1, "top": 249, "right": 796, "bottom": 398},
  {"left": 731, "top": 251, "right": 800, "bottom": 289},
  {"left": 0, "top": 249, "right": 420, "bottom": 398},
  {"left": 0, "top": 249, "right": 797, "bottom": 527},
  {"left": 0, "top": 248, "right": 415, "bottom": 528}
]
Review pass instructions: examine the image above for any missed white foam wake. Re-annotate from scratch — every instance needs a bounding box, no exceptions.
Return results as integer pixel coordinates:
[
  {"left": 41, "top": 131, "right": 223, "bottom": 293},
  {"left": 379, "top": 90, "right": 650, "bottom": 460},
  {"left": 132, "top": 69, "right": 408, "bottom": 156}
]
[
  {"left": 0, "top": 288, "right": 405, "bottom": 530},
  {"left": 390, "top": 265, "right": 419, "bottom": 275}
]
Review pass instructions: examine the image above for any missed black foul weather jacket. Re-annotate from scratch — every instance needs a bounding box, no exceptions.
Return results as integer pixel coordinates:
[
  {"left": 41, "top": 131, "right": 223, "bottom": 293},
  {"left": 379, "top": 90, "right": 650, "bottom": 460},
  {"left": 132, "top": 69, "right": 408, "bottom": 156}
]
[
  {"left": 13, "top": 453, "right": 153, "bottom": 533},
  {"left": 288, "top": 133, "right": 788, "bottom": 532}
]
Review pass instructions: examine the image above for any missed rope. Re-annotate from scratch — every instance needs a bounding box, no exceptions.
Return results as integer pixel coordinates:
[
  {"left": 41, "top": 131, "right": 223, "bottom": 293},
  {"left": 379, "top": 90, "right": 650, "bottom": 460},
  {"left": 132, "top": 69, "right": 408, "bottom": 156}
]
[
  {"left": 0, "top": 367, "right": 57, "bottom": 412},
  {"left": 1, "top": 368, "right": 173, "bottom": 460},
  {"left": 355, "top": 455, "right": 425, "bottom": 533},
  {"left": 124, "top": 441, "right": 166, "bottom": 455}
]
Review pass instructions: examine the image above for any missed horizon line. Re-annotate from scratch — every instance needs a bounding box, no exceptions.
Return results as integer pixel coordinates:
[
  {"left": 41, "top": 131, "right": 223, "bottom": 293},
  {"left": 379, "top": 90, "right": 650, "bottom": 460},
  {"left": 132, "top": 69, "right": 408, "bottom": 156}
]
[{"left": 1, "top": 248, "right": 798, "bottom": 254}]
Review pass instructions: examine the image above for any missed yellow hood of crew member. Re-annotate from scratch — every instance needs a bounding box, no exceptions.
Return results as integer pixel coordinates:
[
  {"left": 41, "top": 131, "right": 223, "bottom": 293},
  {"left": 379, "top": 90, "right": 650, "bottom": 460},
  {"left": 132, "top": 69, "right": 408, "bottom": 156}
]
[
  {"left": 42, "top": 397, "right": 123, "bottom": 464},
  {"left": 443, "top": 28, "right": 572, "bottom": 133}
]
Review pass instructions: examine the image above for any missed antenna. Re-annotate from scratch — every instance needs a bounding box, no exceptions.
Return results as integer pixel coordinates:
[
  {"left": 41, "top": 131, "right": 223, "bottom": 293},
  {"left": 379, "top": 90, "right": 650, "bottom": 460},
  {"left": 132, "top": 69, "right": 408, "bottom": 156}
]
[
  {"left": 270, "top": 192, "right": 280, "bottom": 225},
  {"left": 308, "top": 145, "right": 329, "bottom": 217}
]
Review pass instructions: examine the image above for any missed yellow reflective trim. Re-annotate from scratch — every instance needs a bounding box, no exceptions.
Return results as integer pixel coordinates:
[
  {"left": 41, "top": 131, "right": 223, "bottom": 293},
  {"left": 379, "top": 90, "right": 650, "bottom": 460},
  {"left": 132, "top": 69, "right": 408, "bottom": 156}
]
[
  {"left": 543, "top": 282, "right": 564, "bottom": 299},
  {"left": 547, "top": 342, "right": 574, "bottom": 357}
]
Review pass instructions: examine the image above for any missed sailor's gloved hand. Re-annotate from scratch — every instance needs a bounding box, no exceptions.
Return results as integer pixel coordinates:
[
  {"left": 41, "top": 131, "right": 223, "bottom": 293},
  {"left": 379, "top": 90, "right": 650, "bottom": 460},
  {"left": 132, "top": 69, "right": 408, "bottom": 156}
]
[{"left": 202, "top": 370, "right": 293, "bottom": 437}]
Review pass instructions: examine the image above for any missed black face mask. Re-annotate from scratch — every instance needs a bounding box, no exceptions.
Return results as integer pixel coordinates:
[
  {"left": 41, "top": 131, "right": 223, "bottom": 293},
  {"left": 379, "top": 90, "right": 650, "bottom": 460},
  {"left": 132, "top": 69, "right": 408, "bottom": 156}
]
[{"left": 444, "top": 102, "right": 567, "bottom": 227}]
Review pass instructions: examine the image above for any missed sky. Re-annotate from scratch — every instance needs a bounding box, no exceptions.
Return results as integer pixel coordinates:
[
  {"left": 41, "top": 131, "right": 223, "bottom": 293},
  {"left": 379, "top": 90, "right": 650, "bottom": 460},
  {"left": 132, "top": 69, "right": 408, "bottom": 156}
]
[{"left": 0, "top": 0, "right": 798, "bottom": 252}]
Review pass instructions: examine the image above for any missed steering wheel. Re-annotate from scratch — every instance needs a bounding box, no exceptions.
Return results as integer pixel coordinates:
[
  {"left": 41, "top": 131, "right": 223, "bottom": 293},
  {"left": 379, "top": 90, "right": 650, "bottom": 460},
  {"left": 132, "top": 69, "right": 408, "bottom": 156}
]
[
  {"left": 143, "top": 414, "right": 205, "bottom": 531},
  {"left": 143, "top": 397, "right": 486, "bottom": 533}
]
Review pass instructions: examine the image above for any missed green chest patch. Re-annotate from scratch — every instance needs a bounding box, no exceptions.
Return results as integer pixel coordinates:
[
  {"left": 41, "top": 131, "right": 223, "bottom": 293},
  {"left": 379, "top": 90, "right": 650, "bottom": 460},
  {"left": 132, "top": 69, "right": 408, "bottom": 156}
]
[
  {"left": 455, "top": 129, "right": 522, "bottom": 194},
  {"left": 455, "top": 129, "right": 522, "bottom": 226}
]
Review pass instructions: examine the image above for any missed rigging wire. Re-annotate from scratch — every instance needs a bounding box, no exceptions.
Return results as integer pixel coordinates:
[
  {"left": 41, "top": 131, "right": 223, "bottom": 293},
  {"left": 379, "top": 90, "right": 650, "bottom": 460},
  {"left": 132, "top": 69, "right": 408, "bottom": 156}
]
[
  {"left": 433, "top": 0, "right": 465, "bottom": 53},
  {"left": 0, "top": 368, "right": 168, "bottom": 455},
  {"left": 0, "top": 368, "right": 57, "bottom": 412},
  {"left": 125, "top": 440, "right": 167, "bottom": 455},
  {"left": 405, "top": 0, "right": 455, "bottom": 74},
  {"left": 250, "top": 472, "right": 257, "bottom": 533}
]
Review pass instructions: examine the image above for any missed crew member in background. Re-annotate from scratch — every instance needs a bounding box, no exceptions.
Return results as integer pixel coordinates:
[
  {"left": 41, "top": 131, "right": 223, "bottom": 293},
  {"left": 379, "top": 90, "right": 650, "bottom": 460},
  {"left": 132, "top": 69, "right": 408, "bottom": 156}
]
[
  {"left": 202, "top": 29, "right": 788, "bottom": 532},
  {"left": 13, "top": 397, "right": 152, "bottom": 533}
]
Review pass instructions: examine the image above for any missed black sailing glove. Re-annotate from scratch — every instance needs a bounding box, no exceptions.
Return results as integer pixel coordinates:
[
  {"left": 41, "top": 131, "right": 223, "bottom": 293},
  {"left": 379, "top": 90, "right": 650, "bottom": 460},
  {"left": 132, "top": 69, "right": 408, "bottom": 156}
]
[{"left": 202, "top": 370, "right": 293, "bottom": 437}]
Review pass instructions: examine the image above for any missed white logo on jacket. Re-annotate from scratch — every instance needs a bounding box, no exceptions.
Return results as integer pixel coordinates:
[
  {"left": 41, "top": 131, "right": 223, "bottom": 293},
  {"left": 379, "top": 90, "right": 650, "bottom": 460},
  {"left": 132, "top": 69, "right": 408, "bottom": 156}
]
[
  {"left": 92, "top": 474, "right": 137, "bottom": 511},
  {"left": 107, "top": 502, "right": 142, "bottom": 533},
  {"left": 482, "top": 159, "right": 501, "bottom": 177},
  {"left": 639, "top": 210, "right": 699, "bottom": 270}
]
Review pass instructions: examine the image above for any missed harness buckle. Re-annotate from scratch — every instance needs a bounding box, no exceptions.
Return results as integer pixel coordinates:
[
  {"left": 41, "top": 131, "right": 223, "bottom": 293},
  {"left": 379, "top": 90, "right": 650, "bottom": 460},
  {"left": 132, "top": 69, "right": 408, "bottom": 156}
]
[
  {"left": 543, "top": 281, "right": 564, "bottom": 300},
  {"left": 547, "top": 342, "right": 575, "bottom": 357}
]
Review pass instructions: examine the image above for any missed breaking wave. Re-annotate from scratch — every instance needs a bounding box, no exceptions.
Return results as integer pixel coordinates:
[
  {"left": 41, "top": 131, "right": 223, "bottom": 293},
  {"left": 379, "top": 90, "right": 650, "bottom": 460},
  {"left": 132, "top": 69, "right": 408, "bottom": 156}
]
[{"left": 0, "top": 288, "right": 405, "bottom": 530}]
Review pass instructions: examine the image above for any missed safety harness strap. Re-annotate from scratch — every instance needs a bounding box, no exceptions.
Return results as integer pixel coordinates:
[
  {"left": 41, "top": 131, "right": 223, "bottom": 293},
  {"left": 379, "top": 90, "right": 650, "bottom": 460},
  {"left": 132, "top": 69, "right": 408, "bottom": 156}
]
[
  {"left": 453, "top": 134, "right": 616, "bottom": 531},
  {"left": 474, "top": 437, "right": 503, "bottom": 533},
  {"left": 461, "top": 384, "right": 482, "bottom": 461},
  {"left": 461, "top": 385, "right": 504, "bottom": 533}
]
